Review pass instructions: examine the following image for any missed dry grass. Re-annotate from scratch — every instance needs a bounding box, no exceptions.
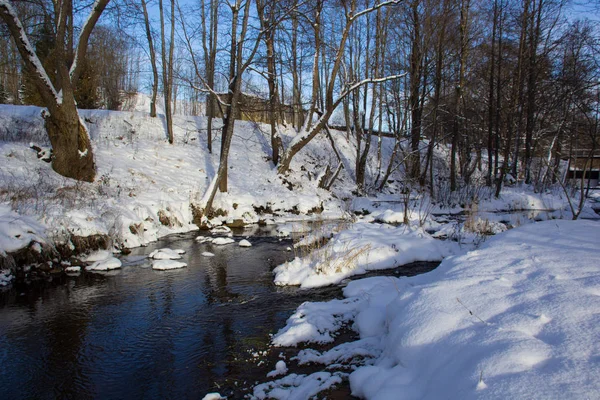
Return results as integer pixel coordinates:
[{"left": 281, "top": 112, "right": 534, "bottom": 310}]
[
  {"left": 313, "top": 242, "right": 372, "bottom": 275},
  {"left": 291, "top": 220, "right": 371, "bottom": 276},
  {"left": 0, "top": 167, "right": 56, "bottom": 214},
  {"left": 292, "top": 220, "right": 351, "bottom": 258}
]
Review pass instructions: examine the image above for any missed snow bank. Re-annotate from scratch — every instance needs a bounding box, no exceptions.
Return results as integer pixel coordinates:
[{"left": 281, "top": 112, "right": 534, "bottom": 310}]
[
  {"left": 273, "top": 222, "right": 455, "bottom": 288},
  {"left": 478, "top": 187, "right": 567, "bottom": 212},
  {"left": 267, "top": 220, "right": 600, "bottom": 399},
  {"left": 272, "top": 298, "right": 362, "bottom": 347},
  {"left": 289, "top": 219, "right": 599, "bottom": 399},
  {"left": 295, "top": 336, "right": 382, "bottom": 367},
  {"left": 0, "top": 204, "right": 46, "bottom": 255}
]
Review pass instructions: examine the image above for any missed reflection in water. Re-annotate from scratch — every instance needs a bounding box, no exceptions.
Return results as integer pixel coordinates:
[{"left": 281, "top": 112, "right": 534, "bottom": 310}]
[
  {"left": 0, "top": 228, "right": 438, "bottom": 399},
  {"left": 0, "top": 231, "right": 301, "bottom": 399}
]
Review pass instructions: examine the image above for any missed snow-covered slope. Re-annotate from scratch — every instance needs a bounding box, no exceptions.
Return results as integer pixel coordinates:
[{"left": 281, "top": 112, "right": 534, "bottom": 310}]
[
  {"left": 273, "top": 221, "right": 456, "bottom": 288},
  {"left": 0, "top": 102, "right": 594, "bottom": 263},
  {"left": 0, "top": 104, "right": 389, "bottom": 254}
]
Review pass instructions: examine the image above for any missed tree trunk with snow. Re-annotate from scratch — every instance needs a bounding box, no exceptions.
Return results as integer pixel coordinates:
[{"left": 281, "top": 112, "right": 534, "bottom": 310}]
[
  {"left": 202, "top": 0, "right": 255, "bottom": 214},
  {"left": 200, "top": 0, "right": 218, "bottom": 153},
  {"left": 0, "top": 0, "right": 109, "bottom": 182},
  {"left": 45, "top": 103, "right": 95, "bottom": 182},
  {"left": 450, "top": 0, "right": 470, "bottom": 192},
  {"left": 486, "top": 0, "right": 498, "bottom": 187},
  {"left": 495, "top": 0, "right": 528, "bottom": 198}
]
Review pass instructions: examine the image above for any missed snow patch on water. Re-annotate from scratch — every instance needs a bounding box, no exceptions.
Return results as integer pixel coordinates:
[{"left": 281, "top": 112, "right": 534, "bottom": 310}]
[{"left": 151, "top": 260, "right": 187, "bottom": 270}]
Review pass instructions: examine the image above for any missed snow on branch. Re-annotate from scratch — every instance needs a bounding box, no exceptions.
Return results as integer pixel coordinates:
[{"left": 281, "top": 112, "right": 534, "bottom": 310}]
[
  {"left": 351, "top": 0, "right": 403, "bottom": 22},
  {"left": 284, "top": 72, "right": 403, "bottom": 155},
  {"left": 186, "top": 80, "right": 230, "bottom": 108}
]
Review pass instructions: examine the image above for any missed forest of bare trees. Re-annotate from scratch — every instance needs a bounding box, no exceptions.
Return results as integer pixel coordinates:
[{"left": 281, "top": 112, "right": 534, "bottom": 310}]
[{"left": 0, "top": 0, "right": 599, "bottom": 210}]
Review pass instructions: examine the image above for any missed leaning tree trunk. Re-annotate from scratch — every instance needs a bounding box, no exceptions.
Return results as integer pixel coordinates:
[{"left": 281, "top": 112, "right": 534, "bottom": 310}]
[
  {"left": 45, "top": 103, "right": 96, "bottom": 182},
  {"left": 0, "top": 0, "right": 109, "bottom": 183}
]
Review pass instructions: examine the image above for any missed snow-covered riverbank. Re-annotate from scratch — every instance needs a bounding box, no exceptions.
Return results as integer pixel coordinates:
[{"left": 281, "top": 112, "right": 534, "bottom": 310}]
[
  {"left": 256, "top": 219, "right": 600, "bottom": 399},
  {"left": 0, "top": 105, "right": 351, "bottom": 273},
  {"left": 2, "top": 103, "right": 595, "bottom": 265},
  {"left": 273, "top": 222, "right": 456, "bottom": 288}
]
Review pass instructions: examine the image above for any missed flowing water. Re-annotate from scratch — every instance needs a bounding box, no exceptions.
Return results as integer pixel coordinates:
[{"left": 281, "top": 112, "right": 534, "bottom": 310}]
[{"left": 0, "top": 227, "right": 438, "bottom": 399}]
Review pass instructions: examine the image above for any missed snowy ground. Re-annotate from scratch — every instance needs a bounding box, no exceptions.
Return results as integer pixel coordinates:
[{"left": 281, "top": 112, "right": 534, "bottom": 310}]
[
  {"left": 274, "top": 221, "right": 456, "bottom": 289},
  {"left": 0, "top": 103, "right": 356, "bottom": 259},
  {"left": 272, "top": 189, "right": 598, "bottom": 290},
  {"left": 1, "top": 103, "right": 599, "bottom": 398},
  {"left": 0, "top": 102, "right": 595, "bottom": 261},
  {"left": 255, "top": 219, "right": 600, "bottom": 399}
]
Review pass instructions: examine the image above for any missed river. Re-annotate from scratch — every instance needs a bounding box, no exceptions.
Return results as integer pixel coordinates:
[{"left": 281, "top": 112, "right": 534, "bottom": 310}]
[{"left": 0, "top": 226, "right": 439, "bottom": 399}]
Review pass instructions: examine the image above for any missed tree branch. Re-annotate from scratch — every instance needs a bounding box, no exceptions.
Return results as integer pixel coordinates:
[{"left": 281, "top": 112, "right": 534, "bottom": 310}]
[
  {"left": 70, "top": 0, "right": 110, "bottom": 84},
  {"left": 333, "top": 73, "right": 408, "bottom": 111},
  {"left": 351, "top": 0, "right": 402, "bottom": 22}
]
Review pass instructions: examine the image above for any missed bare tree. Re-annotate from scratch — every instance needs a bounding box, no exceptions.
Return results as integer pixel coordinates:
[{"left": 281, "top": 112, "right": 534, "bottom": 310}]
[
  {"left": 200, "top": 0, "right": 218, "bottom": 153},
  {"left": 257, "top": 0, "right": 283, "bottom": 164},
  {"left": 159, "top": 0, "right": 175, "bottom": 143},
  {"left": 277, "top": 0, "right": 404, "bottom": 175},
  {"left": 141, "top": 0, "right": 159, "bottom": 117},
  {"left": 407, "top": 0, "right": 423, "bottom": 181},
  {"left": 199, "top": 0, "right": 261, "bottom": 215},
  {"left": 486, "top": 0, "right": 499, "bottom": 186},
  {"left": 496, "top": 0, "right": 530, "bottom": 198},
  {"left": 450, "top": 0, "right": 470, "bottom": 191}
]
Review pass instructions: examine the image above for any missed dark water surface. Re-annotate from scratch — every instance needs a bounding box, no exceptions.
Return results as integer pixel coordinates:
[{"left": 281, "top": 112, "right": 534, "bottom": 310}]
[{"left": 0, "top": 228, "right": 438, "bottom": 399}]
